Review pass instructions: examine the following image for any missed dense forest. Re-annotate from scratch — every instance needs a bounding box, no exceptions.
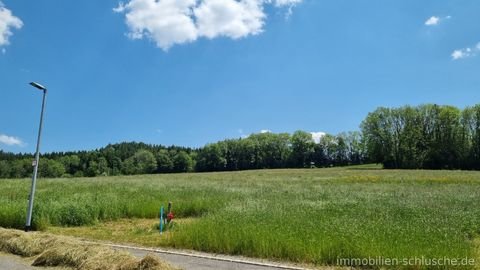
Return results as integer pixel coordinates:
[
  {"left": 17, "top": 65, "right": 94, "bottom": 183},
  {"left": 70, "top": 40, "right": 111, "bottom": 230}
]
[
  {"left": 3, "top": 103, "right": 480, "bottom": 178},
  {"left": 362, "top": 104, "right": 480, "bottom": 169},
  {"left": 0, "top": 131, "right": 366, "bottom": 178}
]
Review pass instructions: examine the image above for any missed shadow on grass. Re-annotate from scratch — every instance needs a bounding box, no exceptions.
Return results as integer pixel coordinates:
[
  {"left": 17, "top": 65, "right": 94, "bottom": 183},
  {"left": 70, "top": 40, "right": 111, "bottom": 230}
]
[{"left": 344, "top": 164, "right": 383, "bottom": 170}]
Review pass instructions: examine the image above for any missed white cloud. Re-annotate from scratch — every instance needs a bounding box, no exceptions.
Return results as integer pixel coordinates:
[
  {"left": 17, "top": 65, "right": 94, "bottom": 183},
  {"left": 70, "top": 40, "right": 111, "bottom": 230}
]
[
  {"left": 310, "top": 132, "right": 325, "bottom": 144},
  {"left": 452, "top": 42, "right": 480, "bottom": 60},
  {"left": 194, "top": 0, "right": 265, "bottom": 40},
  {"left": 0, "top": 2, "right": 23, "bottom": 47},
  {"left": 425, "top": 16, "right": 439, "bottom": 26},
  {"left": 425, "top": 15, "right": 451, "bottom": 26},
  {"left": 260, "top": 129, "right": 272, "bottom": 133},
  {"left": 115, "top": 0, "right": 198, "bottom": 50},
  {"left": 0, "top": 134, "right": 24, "bottom": 146},
  {"left": 114, "top": 0, "right": 302, "bottom": 50},
  {"left": 451, "top": 50, "right": 466, "bottom": 60},
  {"left": 272, "top": 0, "right": 302, "bottom": 6}
]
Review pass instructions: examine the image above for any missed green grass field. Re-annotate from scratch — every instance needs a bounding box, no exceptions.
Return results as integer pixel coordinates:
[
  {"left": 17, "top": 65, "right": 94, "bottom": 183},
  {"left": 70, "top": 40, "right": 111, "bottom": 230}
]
[{"left": 1, "top": 167, "right": 480, "bottom": 269}]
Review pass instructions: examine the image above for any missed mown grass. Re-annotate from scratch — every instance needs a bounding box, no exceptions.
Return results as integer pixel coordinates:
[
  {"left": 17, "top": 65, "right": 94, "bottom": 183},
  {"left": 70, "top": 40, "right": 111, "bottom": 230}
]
[
  {"left": 0, "top": 228, "right": 176, "bottom": 270},
  {"left": 47, "top": 218, "right": 196, "bottom": 248},
  {"left": 1, "top": 168, "right": 480, "bottom": 269}
]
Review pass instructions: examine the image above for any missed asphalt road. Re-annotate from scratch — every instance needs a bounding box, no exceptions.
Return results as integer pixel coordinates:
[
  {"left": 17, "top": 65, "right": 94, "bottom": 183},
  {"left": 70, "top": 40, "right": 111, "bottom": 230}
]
[
  {"left": 0, "top": 253, "right": 33, "bottom": 270},
  {"left": 124, "top": 247, "right": 305, "bottom": 270},
  {"left": 0, "top": 253, "right": 69, "bottom": 270}
]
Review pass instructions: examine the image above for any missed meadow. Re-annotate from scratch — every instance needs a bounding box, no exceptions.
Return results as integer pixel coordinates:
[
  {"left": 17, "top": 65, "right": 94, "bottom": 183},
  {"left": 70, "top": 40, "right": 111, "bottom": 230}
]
[{"left": 1, "top": 167, "right": 480, "bottom": 269}]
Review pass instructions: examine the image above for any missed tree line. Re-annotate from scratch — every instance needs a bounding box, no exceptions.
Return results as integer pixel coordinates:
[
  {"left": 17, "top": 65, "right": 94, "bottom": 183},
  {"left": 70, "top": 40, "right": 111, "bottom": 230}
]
[
  {"left": 0, "top": 131, "right": 366, "bottom": 178},
  {"left": 362, "top": 104, "right": 480, "bottom": 169},
  {"left": 4, "top": 103, "right": 478, "bottom": 178}
]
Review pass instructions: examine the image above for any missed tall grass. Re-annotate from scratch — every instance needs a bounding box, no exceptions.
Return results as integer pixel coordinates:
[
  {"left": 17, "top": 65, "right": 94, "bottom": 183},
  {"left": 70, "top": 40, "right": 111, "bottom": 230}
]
[
  {"left": 1, "top": 168, "right": 480, "bottom": 269},
  {"left": 0, "top": 175, "right": 229, "bottom": 229}
]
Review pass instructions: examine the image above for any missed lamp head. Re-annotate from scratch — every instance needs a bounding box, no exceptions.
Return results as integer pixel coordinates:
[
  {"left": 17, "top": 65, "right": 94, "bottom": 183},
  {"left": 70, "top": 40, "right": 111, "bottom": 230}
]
[{"left": 30, "top": 82, "right": 47, "bottom": 92}]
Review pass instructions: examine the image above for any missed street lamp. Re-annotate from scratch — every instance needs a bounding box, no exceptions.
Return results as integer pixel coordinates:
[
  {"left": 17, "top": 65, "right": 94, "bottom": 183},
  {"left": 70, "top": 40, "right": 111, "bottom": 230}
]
[{"left": 25, "top": 82, "right": 47, "bottom": 232}]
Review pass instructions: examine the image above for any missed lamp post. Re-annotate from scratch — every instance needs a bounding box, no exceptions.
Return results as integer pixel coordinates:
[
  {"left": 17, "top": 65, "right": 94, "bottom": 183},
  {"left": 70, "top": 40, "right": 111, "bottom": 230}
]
[{"left": 25, "top": 82, "right": 47, "bottom": 232}]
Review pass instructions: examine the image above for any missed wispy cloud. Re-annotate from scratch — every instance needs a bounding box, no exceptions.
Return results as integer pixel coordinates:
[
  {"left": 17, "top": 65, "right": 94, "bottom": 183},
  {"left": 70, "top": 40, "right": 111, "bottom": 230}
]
[
  {"left": 424, "top": 15, "right": 451, "bottom": 26},
  {"left": 237, "top": 128, "right": 273, "bottom": 138},
  {"left": 452, "top": 42, "right": 480, "bottom": 60},
  {"left": 0, "top": 2, "right": 23, "bottom": 48},
  {"left": 237, "top": 128, "right": 248, "bottom": 139},
  {"left": 114, "top": 0, "right": 302, "bottom": 51},
  {"left": 0, "top": 134, "right": 25, "bottom": 146}
]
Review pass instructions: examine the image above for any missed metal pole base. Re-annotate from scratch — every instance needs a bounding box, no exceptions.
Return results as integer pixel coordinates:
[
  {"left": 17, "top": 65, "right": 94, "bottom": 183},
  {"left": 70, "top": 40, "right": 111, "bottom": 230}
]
[{"left": 24, "top": 225, "right": 32, "bottom": 232}]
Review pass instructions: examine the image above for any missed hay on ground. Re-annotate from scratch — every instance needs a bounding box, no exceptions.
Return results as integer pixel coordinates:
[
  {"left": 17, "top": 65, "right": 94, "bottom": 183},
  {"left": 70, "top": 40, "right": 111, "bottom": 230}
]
[{"left": 0, "top": 228, "right": 177, "bottom": 270}]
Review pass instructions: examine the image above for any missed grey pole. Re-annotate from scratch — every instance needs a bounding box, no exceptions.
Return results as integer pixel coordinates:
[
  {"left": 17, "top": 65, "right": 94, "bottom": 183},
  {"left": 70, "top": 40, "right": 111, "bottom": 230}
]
[{"left": 25, "top": 82, "right": 47, "bottom": 232}]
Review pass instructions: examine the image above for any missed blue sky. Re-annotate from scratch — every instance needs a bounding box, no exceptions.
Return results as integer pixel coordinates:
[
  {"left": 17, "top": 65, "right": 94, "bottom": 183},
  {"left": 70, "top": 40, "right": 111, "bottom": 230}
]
[{"left": 0, "top": 0, "right": 479, "bottom": 153}]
